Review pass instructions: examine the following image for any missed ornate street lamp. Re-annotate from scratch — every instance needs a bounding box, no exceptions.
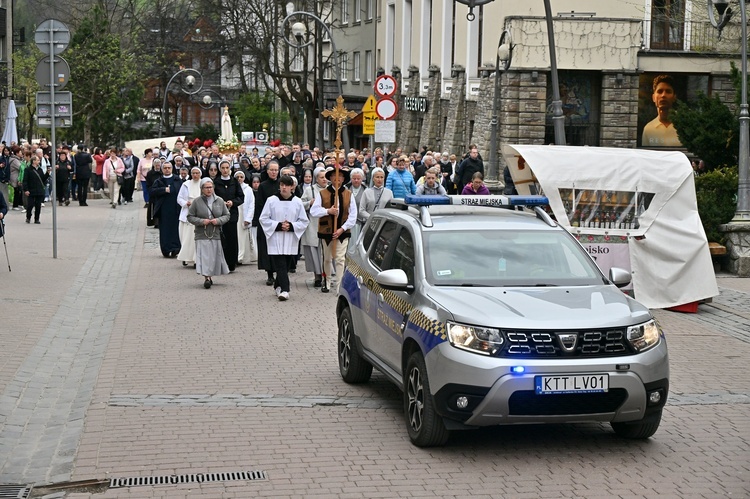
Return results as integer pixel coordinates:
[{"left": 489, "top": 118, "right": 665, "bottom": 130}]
[
  {"left": 708, "top": 0, "right": 750, "bottom": 222},
  {"left": 281, "top": 2, "right": 349, "bottom": 150},
  {"left": 159, "top": 68, "right": 204, "bottom": 137},
  {"left": 487, "top": 30, "right": 513, "bottom": 183}
]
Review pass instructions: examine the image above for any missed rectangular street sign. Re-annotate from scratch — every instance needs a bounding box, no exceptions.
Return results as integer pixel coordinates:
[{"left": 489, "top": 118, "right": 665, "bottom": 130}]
[
  {"left": 374, "top": 120, "right": 396, "bottom": 143},
  {"left": 36, "top": 91, "right": 73, "bottom": 128},
  {"left": 362, "top": 112, "right": 377, "bottom": 135}
]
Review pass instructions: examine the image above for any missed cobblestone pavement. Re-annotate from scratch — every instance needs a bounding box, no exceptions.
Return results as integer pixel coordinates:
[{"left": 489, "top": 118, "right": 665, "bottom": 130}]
[{"left": 0, "top": 201, "right": 748, "bottom": 498}]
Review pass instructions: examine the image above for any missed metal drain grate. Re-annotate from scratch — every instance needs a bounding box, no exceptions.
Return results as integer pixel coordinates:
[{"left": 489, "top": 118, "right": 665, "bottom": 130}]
[
  {"left": 110, "top": 470, "right": 267, "bottom": 488},
  {"left": 0, "top": 485, "right": 32, "bottom": 498}
]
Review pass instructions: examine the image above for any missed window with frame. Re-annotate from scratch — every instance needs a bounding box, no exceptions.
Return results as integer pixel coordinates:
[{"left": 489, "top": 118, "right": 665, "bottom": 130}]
[
  {"left": 353, "top": 52, "right": 361, "bottom": 82},
  {"left": 366, "top": 0, "right": 373, "bottom": 20},
  {"left": 365, "top": 50, "right": 373, "bottom": 82},
  {"left": 355, "top": 0, "right": 361, "bottom": 22},
  {"left": 651, "top": 0, "right": 685, "bottom": 50},
  {"left": 340, "top": 52, "right": 348, "bottom": 81},
  {"left": 342, "top": 0, "right": 349, "bottom": 24},
  {"left": 369, "top": 220, "right": 400, "bottom": 270}
]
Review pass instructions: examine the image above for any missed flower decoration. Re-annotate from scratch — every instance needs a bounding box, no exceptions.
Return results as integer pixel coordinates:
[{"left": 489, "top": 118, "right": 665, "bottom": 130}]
[{"left": 216, "top": 133, "right": 240, "bottom": 153}]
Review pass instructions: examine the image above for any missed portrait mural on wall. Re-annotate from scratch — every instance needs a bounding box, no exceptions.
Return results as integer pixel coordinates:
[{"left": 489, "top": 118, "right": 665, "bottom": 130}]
[{"left": 637, "top": 72, "right": 709, "bottom": 148}]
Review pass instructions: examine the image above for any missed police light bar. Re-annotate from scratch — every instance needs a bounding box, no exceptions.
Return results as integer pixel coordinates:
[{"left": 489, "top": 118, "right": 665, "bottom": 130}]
[{"left": 403, "top": 194, "right": 549, "bottom": 207}]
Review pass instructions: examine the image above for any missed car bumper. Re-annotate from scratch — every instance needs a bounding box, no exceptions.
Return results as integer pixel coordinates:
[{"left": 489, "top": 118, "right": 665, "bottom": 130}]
[{"left": 428, "top": 339, "right": 669, "bottom": 426}]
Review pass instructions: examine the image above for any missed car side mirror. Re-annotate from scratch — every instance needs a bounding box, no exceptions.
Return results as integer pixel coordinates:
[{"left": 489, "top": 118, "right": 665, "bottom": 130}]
[
  {"left": 376, "top": 269, "right": 415, "bottom": 293},
  {"left": 609, "top": 267, "right": 631, "bottom": 288}
]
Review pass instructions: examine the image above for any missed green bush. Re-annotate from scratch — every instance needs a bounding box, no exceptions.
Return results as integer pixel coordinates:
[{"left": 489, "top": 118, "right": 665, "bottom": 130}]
[{"left": 695, "top": 166, "right": 738, "bottom": 243}]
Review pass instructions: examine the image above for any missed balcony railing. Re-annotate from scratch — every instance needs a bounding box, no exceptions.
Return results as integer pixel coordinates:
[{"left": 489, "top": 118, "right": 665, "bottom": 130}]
[{"left": 648, "top": 19, "right": 744, "bottom": 54}]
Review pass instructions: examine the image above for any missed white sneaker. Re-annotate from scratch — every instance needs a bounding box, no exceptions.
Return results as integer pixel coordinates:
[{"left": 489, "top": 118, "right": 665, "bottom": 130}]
[
  {"left": 21, "top": 208, "right": 26, "bottom": 213},
  {"left": 278, "top": 291, "right": 289, "bottom": 301},
  {"left": 123, "top": 200, "right": 128, "bottom": 205},
  {"left": 274, "top": 286, "right": 281, "bottom": 297},
  {"left": 41, "top": 203, "right": 45, "bottom": 207},
  {"left": 12, "top": 207, "right": 19, "bottom": 211}
]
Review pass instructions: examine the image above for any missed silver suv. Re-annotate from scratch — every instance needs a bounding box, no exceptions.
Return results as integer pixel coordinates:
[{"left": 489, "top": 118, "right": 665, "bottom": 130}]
[{"left": 336, "top": 195, "right": 669, "bottom": 447}]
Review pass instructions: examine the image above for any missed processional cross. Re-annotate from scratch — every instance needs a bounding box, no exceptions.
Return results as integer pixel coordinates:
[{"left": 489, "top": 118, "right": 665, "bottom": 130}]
[
  {"left": 322, "top": 95, "right": 357, "bottom": 157},
  {"left": 320, "top": 95, "right": 357, "bottom": 259}
]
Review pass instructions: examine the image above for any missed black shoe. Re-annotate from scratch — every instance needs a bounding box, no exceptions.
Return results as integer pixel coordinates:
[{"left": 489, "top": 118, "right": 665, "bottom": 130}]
[
  {"left": 34, "top": 220, "right": 40, "bottom": 224},
  {"left": 25, "top": 218, "right": 30, "bottom": 224},
  {"left": 265, "top": 278, "right": 274, "bottom": 286},
  {"left": 204, "top": 278, "right": 212, "bottom": 289},
  {"left": 289, "top": 268, "right": 296, "bottom": 273},
  {"left": 321, "top": 286, "right": 330, "bottom": 293},
  {"left": 80, "top": 203, "right": 88, "bottom": 206},
  {"left": 314, "top": 280, "right": 322, "bottom": 288},
  {"left": 65, "top": 199, "right": 70, "bottom": 206},
  {"left": 182, "top": 261, "right": 188, "bottom": 266}
]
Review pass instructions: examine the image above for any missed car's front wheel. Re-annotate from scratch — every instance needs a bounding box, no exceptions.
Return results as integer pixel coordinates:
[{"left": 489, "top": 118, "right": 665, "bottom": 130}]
[
  {"left": 337, "top": 307, "right": 372, "bottom": 383},
  {"left": 404, "top": 351, "right": 449, "bottom": 447},
  {"left": 611, "top": 410, "right": 662, "bottom": 439}
]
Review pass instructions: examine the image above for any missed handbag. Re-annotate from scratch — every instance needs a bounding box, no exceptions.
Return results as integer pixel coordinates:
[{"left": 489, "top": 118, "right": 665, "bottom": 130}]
[{"left": 116, "top": 175, "right": 124, "bottom": 186}]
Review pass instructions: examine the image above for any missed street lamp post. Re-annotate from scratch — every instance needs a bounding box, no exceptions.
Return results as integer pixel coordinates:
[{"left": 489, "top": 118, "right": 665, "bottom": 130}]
[
  {"left": 282, "top": 2, "right": 349, "bottom": 151},
  {"left": 456, "top": 0, "right": 566, "bottom": 145},
  {"left": 544, "top": 0, "right": 566, "bottom": 145},
  {"left": 487, "top": 30, "right": 513, "bottom": 183},
  {"left": 159, "top": 68, "right": 204, "bottom": 137},
  {"left": 708, "top": 0, "right": 750, "bottom": 222}
]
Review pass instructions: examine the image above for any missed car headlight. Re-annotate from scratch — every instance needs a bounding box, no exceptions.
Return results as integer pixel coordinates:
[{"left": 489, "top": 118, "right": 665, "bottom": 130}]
[
  {"left": 447, "top": 322, "right": 504, "bottom": 355},
  {"left": 626, "top": 319, "right": 661, "bottom": 352}
]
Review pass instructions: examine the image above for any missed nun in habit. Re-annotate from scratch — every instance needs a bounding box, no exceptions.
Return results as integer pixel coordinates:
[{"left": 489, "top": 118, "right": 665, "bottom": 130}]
[
  {"left": 259, "top": 175, "right": 309, "bottom": 301},
  {"left": 150, "top": 162, "right": 184, "bottom": 258},
  {"left": 235, "top": 170, "right": 255, "bottom": 265},
  {"left": 176, "top": 167, "right": 203, "bottom": 265},
  {"left": 187, "top": 178, "right": 230, "bottom": 289}
]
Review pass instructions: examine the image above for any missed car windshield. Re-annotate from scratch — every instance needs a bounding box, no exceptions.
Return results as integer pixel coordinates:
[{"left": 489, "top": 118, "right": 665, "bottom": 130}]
[{"left": 424, "top": 229, "right": 604, "bottom": 287}]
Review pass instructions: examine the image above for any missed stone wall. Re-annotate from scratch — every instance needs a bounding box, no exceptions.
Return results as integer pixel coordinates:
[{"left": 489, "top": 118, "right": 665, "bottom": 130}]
[
  {"left": 397, "top": 66, "right": 422, "bottom": 152},
  {"left": 420, "top": 66, "right": 443, "bottom": 150},
  {"left": 600, "top": 73, "right": 638, "bottom": 148},
  {"left": 441, "top": 66, "right": 466, "bottom": 155}
]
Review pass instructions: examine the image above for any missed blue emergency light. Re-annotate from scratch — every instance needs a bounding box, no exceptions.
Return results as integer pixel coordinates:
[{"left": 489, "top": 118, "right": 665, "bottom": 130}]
[{"left": 403, "top": 194, "right": 549, "bottom": 207}]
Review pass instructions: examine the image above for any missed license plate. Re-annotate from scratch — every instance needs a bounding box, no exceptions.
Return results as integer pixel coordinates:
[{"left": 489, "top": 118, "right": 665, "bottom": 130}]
[{"left": 535, "top": 374, "right": 609, "bottom": 394}]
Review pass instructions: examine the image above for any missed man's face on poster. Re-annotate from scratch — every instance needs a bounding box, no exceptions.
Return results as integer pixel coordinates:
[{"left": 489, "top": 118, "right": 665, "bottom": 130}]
[{"left": 652, "top": 82, "right": 676, "bottom": 112}]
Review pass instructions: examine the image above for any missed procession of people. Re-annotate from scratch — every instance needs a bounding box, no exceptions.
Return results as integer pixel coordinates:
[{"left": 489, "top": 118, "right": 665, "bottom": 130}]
[{"left": 0, "top": 133, "right": 485, "bottom": 299}]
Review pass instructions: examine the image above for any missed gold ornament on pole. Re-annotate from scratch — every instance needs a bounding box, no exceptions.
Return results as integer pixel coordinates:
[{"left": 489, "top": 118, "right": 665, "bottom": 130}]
[{"left": 321, "top": 95, "right": 357, "bottom": 261}]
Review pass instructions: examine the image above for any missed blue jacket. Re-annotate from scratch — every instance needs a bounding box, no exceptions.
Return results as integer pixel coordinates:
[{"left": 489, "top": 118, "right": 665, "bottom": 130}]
[{"left": 385, "top": 169, "right": 416, "bottom": 199}]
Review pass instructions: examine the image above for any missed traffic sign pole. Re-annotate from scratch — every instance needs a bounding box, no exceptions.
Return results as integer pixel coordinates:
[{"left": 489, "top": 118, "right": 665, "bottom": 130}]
[{"left": 35, "top": 19, "right": 71, "bottom": 259}]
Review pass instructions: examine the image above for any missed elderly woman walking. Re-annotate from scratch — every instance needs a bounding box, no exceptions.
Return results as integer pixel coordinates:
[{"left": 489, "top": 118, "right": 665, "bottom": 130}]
[
  {"left": 102, "top": 149, "right": 125, "bottom": 208},
  {"left": 187, "top": 178, "right": 230, "bottom": 289}
]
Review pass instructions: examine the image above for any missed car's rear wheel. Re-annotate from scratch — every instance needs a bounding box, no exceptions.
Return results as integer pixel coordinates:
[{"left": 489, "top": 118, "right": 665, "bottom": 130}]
[
  {"left": 337, "top": 307, "right": 372, "bottom": 383},
  {"left": 611, "top": 410, "right": 662, "bottom": 439},
  {"left": 404, "top": 351, "right": 449, "bottom": 447}
]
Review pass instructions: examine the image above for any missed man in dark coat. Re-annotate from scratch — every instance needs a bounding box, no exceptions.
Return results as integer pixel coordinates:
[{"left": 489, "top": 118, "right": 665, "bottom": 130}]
[
  {"left": 455, "top": 147, "right": 484, "bottom": 194},
  {"left": 255, "top": 160, "right": 281, "bottom": 285},
  {"left": 23, "top": 156, "right": 50, "bottom": 224},
  {"left": 150, "top": 162, "right": 184, "bottom": 257},
  {"left": 74, "top": 146, "right": 93, "bottom": 206}
]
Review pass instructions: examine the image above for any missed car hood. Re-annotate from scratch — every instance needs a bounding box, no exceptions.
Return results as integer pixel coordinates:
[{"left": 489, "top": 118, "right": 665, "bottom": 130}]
[{"left": 427, "top": 285, "right": 651, "bottom": 329}]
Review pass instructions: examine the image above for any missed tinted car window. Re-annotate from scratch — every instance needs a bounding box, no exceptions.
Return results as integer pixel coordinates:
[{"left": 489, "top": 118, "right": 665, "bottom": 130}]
[
  {"left": 362, "top": 217, "right": 380, "bottom": 251},
  {"left": 388, "top": 229, "right": 415, "bottom": 284},
  {"left": 370, "top": 221, "right": 400, "bottom": 270}
]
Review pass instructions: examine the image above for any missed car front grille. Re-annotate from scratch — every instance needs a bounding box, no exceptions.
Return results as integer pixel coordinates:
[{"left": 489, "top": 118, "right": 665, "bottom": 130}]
[
  {"left": 508, "top": 389, "right": 628, "bottom": 415},
  {"left": 497, "top": 329, "right": 634, "bottom": 358}
]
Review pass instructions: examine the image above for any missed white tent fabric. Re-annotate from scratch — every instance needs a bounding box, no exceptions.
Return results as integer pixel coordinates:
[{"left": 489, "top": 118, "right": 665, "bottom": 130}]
[
  {"left": 502, "top": 145, "right": 718, "bottom": 309},
  {"left": 1, "top": 100, "right": 18, "bottom": 145}
]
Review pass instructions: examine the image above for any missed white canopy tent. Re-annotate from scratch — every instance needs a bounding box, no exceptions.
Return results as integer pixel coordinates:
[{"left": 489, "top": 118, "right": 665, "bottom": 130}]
[{"left": 502, "top": 145, "right": 718, "bottom": 309}]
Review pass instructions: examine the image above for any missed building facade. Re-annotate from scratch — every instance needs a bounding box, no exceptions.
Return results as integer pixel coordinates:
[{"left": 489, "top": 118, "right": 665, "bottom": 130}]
[{"left": 320, "top": 0, "right": 739, "bottom": 177}]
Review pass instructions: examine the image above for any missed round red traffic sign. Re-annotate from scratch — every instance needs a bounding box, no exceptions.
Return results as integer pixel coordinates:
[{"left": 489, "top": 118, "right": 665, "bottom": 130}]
[
  {"left": 375, "top": 97, "right": 398, "bottom": 120},
  {"left": 374, "top": 75, "right": 398, "bottom": 98}
]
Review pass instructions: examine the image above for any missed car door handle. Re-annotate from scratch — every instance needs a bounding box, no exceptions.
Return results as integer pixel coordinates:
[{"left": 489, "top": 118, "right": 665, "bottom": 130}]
[
  {"left": 377, "top": 293, "right": 384, "bottom": 305},
  {"left": 357, "top": 275, "right": 363, "bottom": 288}
]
